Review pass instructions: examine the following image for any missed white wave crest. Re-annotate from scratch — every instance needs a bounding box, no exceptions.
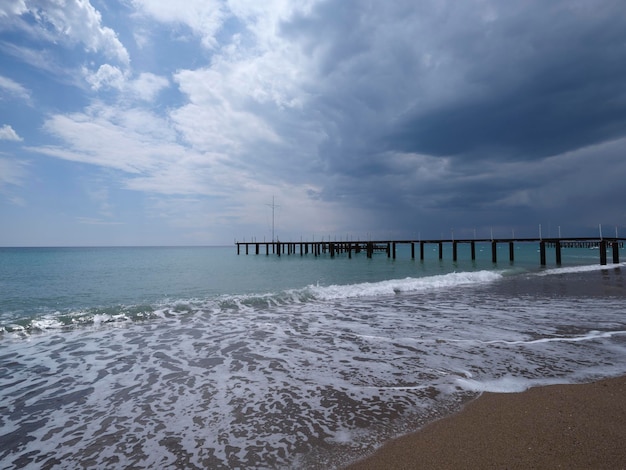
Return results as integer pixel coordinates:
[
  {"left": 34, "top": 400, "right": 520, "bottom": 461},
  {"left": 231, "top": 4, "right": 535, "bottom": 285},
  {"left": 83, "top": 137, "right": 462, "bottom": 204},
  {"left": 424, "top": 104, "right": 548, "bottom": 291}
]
[
  {"left": 31, "top": 316, "right": 65, "bottom": 331},
  {"left": 538, "top": 262, "right": 626, "bottom": 276},
  {"left": 308, "top": 270, "right": 503, "bottom": 301}
]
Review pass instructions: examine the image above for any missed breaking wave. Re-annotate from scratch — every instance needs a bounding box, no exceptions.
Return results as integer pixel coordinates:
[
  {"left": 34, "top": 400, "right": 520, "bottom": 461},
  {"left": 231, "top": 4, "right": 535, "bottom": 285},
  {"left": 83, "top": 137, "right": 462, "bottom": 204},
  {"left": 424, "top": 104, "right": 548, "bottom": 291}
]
[{"left": 1, "top": 270, "right": 503, "bottom": 336}]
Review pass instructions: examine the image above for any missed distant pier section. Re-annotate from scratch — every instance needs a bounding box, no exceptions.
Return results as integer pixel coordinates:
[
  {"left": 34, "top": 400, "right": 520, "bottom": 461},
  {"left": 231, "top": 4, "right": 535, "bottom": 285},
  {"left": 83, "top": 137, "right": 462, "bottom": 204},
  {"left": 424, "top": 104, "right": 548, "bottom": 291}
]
[{"left": 236, "top": 237, "right": 625, "bottom": 266}]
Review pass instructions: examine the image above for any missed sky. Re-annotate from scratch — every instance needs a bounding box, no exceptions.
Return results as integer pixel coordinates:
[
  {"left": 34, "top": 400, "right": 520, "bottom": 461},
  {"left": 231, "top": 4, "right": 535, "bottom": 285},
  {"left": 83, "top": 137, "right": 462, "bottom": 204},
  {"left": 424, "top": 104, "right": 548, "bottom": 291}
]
[{"left": 1, "top": 0, "right": 626, "bottom": 246}]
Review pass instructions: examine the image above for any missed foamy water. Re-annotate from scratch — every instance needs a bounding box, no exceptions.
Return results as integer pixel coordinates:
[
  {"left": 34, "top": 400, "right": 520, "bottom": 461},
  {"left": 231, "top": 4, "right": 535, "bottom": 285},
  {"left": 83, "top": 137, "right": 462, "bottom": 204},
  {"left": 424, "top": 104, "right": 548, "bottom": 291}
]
[{"left": 2, "top": 263, "right": 626, "bottom": 469}]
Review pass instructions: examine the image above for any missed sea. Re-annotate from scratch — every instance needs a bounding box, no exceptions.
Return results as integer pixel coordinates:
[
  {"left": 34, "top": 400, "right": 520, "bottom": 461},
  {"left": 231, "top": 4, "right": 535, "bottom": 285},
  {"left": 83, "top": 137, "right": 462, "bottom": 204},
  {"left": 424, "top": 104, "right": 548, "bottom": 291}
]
[{"left": 1, "top": 243, "right": 625, "bottom": 469}]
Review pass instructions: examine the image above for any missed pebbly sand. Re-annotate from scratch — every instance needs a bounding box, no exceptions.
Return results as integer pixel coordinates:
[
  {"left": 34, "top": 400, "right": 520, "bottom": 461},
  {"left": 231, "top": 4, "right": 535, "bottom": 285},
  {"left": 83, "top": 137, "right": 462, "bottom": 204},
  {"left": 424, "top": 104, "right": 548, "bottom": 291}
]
[{"left": 344, "top": 375, "right": 626, "bottom": 469}]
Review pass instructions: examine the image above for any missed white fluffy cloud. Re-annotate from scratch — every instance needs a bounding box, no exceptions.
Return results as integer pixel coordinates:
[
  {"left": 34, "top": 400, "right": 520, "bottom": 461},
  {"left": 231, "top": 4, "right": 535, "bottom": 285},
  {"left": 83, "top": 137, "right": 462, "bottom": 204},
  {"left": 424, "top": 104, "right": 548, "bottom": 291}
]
[
  {"left": 0, "top": 0, "right": 27, "bottom": 16},
  {"left": 0, "top": 75, "right": 31, "bottom": 102},
  {"left": 85, "top": 65, "right": 169, "bottom": 101},
  {"left": 40, "top": 0, "right": 129, "bottom": 63},
  {"left": 85, "top": 64, "right": 127, "bottom": 91},
  {"left": 34, "top": 103, "right": 181, "bottom": 174},
  {"left": 0, "top": 124, "right": 22, "bottom": 141},
  {"left": 131, "top": 0, "right": 227, "bottom": 49},
  {"left": 172, "top": 67, "right": 282, "bottom": 153},
  {"left": 4, "top": 0, "right": 129, "bottom": 64},
  {"left": 127, "top": 73, "right": 170, "bottom": 102}
]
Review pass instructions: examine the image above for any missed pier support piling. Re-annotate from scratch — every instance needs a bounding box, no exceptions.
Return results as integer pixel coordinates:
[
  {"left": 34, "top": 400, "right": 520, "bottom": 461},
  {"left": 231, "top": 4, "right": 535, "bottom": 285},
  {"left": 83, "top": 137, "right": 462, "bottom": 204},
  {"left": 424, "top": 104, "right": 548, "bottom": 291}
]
[
  {"left": 235, "top": 235, "right": 623, "bottom": 268},
  {"left": 600, "top": 240, "right": 607, "bottom": 265}
]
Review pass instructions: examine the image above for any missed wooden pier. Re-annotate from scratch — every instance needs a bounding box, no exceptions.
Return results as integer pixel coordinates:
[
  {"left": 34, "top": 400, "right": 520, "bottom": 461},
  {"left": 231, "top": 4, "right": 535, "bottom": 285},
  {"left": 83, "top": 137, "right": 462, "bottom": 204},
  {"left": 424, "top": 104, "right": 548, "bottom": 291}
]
[{"left": 236, "top": 237, "right": 625, "bottom": 266}]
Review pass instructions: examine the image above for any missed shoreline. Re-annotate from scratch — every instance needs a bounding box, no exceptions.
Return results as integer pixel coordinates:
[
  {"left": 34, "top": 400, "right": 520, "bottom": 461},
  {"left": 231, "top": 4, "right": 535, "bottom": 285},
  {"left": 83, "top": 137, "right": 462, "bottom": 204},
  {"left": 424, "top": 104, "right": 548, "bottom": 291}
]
[{"left": 343, "top": 375, "right": 626, "bottom": 469}]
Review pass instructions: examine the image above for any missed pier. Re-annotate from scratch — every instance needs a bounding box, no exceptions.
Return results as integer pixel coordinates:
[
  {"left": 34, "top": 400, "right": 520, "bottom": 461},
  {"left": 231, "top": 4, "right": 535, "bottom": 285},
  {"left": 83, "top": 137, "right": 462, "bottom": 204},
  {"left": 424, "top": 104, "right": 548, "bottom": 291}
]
[{"left": 236, "top": 237, "right": 625, "bottom": 266}]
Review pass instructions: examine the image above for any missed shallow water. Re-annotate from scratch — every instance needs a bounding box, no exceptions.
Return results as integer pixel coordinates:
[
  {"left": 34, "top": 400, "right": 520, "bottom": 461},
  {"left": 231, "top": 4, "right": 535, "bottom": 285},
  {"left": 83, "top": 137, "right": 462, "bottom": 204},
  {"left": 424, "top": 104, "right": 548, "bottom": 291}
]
[{"left": 1, "top": 246, "right": 625, "bottom": 468}]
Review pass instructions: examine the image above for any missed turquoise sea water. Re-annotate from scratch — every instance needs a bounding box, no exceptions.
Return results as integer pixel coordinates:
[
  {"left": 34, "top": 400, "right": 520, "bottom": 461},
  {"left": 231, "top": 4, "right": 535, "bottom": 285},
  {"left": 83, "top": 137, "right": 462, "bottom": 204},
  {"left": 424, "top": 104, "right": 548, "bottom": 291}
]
[
  {"left": 1, "top": 244, "right": 625, "bottom": 468},
  {"left": 0, "top": 243, "right": 609, "bottom": 331}
]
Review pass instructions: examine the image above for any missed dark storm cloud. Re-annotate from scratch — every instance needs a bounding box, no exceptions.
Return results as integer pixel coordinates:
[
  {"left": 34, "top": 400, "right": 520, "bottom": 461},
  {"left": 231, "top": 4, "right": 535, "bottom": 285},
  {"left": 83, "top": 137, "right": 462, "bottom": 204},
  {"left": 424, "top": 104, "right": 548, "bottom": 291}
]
[
  {"left": 290, "top": 0, "right": 626, "bottom": 163},
  {"left": 390, "top": 12, "right": 626, "bottom": 160},
  {"left": 277, "top": 0, "right": 626, "bottom": 236}
]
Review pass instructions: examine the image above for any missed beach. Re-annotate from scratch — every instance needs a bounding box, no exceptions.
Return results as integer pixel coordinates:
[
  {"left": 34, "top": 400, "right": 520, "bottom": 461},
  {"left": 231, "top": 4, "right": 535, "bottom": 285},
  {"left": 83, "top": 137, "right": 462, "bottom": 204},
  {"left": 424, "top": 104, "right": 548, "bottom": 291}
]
[{"left": 345, "top": 375, "right": 626, "bottom": 469}]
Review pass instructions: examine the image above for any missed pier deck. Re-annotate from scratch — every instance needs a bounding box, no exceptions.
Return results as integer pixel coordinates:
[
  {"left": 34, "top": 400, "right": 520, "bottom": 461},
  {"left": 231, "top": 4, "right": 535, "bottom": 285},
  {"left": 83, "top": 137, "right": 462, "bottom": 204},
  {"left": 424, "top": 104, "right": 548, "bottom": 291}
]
[{"left": 236, "top": 237, "right": 625, "bottom": 266}]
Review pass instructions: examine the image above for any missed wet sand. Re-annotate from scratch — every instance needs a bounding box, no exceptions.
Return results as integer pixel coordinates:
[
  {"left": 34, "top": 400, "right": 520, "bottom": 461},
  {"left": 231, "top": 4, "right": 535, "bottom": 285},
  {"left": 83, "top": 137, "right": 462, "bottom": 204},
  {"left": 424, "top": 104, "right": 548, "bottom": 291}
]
[{"left": 344, "top": 375, "right": 626, "bottom": 469}]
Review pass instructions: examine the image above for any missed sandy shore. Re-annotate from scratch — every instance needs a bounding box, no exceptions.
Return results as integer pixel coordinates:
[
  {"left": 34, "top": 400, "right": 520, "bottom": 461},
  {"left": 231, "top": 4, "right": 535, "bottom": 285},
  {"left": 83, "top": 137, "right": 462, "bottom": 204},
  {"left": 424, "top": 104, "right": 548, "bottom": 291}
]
[{"left": 344, "top": 375, "right": 626, "bottom": 469}]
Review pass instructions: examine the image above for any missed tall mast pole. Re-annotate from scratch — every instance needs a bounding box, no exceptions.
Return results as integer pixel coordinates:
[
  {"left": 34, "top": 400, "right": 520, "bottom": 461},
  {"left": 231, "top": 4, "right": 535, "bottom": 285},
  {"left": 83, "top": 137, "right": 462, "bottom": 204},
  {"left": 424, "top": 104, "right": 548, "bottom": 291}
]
[{"left": 266, "top": 196, "right": 279, "bottom": 242}]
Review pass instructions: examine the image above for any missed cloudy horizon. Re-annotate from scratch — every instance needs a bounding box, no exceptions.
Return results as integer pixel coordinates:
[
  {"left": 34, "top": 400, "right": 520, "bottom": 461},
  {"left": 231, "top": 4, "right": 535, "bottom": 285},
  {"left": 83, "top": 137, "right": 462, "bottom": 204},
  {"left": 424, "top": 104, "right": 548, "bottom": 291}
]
[{"left": 1, "top": 0, "right": 626, "bottom": 246}]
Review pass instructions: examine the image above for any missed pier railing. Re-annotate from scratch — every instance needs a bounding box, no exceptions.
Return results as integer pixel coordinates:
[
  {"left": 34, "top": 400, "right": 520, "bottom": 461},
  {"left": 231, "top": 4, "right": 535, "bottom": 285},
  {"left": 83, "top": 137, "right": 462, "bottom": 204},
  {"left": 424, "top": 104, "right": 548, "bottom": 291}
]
[{"left": 236, "top": 237, "right": 625, "bottom": 266}]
